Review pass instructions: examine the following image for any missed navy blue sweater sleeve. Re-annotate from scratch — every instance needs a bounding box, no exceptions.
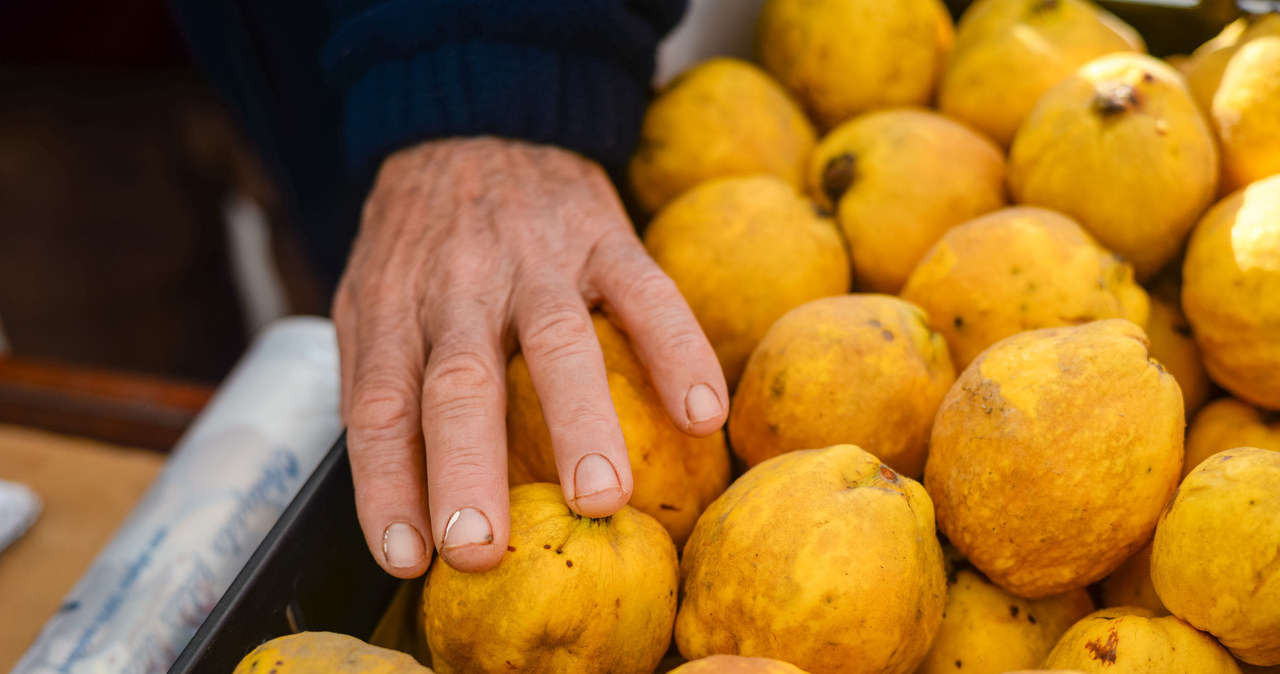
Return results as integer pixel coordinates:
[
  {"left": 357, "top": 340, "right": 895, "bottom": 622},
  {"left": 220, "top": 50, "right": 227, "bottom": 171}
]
[{"left": 322, "top": 0, "right": 686, "bottom": 175}]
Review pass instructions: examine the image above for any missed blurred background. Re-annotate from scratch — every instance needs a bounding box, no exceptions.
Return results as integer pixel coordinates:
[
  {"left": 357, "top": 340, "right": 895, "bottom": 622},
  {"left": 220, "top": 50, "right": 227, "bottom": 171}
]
[{"left": 0, "top": 0, "right": 328, "bottom": 389}]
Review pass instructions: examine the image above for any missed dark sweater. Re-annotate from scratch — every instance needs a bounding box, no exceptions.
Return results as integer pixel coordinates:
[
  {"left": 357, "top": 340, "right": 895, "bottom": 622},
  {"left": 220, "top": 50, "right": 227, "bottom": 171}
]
[{"left": 169, "top": 0, "right": 686, "bottom": 286}]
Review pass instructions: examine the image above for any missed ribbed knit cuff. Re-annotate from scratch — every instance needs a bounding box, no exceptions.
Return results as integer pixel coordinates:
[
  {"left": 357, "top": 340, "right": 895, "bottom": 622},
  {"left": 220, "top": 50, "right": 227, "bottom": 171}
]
[{"left": 338, "top": 39, "right": 647, "bottom": 175}]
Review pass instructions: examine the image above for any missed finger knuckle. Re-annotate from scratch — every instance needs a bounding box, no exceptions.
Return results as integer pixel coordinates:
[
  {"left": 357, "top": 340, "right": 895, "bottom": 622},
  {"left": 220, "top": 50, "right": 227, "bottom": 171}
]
[
  {"left": 616, "top": 271, "right": 707, "bottom": 351},
  {"left": 521, "top": 305, "right": 595, "bottom": 362},
  {"left": 555, "top": 404, "right": 619, "bottom": 436},
  {"left": 658, "top": 326, "right": 709, "bottom": 357},
  {"left": 424, "top": 390, "right": 493, "bottom": 424},
  {"left": 431, "top": 451, "right": 495, "bottom": 495},
  {"left": 349, "top": 378, "right": 421, "bottom": 443},
  {"left": 355, "top": 454, "right": 420, "bottom": 493},
  {"left": 620, "top": 269, "right": 682, "bottom": 311},
  {"left": 423, "top": 349, "right": 500, "bottom": 419}
]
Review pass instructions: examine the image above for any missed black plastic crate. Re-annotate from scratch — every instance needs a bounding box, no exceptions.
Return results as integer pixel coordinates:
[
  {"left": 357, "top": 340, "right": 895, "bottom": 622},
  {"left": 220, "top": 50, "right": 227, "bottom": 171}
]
[{"left": 169, "top": 434, "right": 402, "bottom": 673}]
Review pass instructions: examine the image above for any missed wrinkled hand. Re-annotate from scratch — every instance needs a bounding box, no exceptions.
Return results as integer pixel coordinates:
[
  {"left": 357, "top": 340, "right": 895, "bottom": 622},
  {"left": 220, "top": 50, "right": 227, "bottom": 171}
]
[{"left": 333, "top": 137, "right": 728, "bottom": 576}]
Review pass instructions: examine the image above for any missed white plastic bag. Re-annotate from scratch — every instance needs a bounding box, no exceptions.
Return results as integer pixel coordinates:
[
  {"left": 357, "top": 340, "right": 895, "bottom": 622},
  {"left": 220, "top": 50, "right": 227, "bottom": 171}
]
[{"left": 13, "top": 316, "right": 342, "bottom": 674}]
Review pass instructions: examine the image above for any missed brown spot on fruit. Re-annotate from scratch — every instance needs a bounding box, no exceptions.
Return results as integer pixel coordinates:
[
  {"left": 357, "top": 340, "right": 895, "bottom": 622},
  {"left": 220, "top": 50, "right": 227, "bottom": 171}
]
[
  {"left": 1085, "top": 629, "right": 1119, "bottom": 663},
  {"left": 1009, "top": 605, "right": 1019, "bottom": 617},
  {"left": 1028, "top": 613, "right": 1037, "bottom": 624},
  {"left": 822, "top": 153, "right": 857, "bottom": 205},
  {"left": 955, "top": 659, "right": 963, "bottom": 668},
  {"left": 770, "top": 373, "right": 786, "bottom": 399},
  {"left": 659, "top": 503, "right": 680, "bottom": 511},
  {"left": 1032, "top": 0, "right": 1060, "bottom": 12},
  {"left": 566, "top": 560, "right": 574, "bottom": 568},
  {"left": 543, "top": 544, "right": 551, "bottom": 550},
  {"left": 881, "top": 329, "right": 895, "bottom": 341},
  {"left": 879, "top": 465, "right": 898, "bottom": 481},
  {"left": 535, "top": 629, "right": 576, "bottom": 649},
  {"left": 954, "top": 316, "right": 965, "bottom": 330},
  {"left": 1093, "top": 81, "right": 1141, "bottom": 117},
  {"left": 507, "top": 545, "right": 516, "bottom": 552}
]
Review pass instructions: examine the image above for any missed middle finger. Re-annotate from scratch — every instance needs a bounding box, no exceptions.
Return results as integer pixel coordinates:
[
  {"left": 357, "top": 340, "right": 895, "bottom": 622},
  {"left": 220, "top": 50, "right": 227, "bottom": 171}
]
[{"left": 422, "top": 292, "right": 512, "bottom": 573}]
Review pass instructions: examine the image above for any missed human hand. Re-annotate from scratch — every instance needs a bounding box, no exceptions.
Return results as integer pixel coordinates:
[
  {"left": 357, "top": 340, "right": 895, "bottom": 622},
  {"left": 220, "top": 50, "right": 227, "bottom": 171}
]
[{"left": 332, "top": 137, "right": 728, "bottom": 577}]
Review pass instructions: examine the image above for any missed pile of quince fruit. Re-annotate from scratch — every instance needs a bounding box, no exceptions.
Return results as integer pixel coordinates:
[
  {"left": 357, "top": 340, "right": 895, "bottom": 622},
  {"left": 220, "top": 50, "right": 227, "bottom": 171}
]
[{"left": 235, "top": 0, "right": 1280, "bottom": 672}]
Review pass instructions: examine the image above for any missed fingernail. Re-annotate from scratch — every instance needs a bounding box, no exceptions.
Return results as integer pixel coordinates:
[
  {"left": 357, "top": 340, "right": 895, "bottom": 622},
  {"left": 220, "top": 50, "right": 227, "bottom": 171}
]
[
  {"left": 441, "top": 507, "right": 493, "bottom": 550},
  {"left": 383, "top": 522, "right": 427, "bottom": 569},
  {"left": 572, "top": 453, "right": 622, "bottom": 511},
  {"left": 685, "top": 383, "right": 723, "bottom": 424}
]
